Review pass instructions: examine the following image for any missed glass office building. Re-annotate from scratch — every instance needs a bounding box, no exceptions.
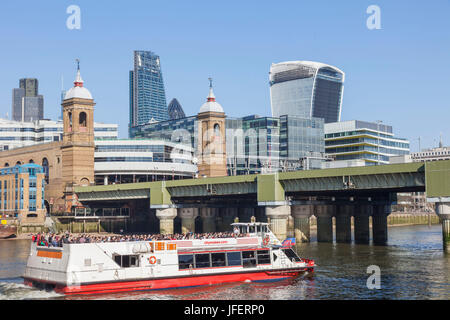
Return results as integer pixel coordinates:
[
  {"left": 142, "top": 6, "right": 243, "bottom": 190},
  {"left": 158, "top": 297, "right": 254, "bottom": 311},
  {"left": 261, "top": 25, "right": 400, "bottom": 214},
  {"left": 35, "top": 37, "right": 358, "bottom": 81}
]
[
  {"left": 226, "top": 115, "right": 281, "bottom": 175},
  {"left": 12, "top": 78, "right": 44, "bottom": 122},
  {"left": 270, "top": 61, "right": 344, "bottom": 124},
  {"left": 280, "top": 115, "right": 325, "bottom": 170},
  {"left": 168, "top": 98, "right": 186, "bottom": 120},
  {"left": 129, "top": 51, "right": 169, "bottom": 136},
  {"left": 131, "top": 114, "right": 325, "bottom": 174},
  {"left": 0, "top": 118, "right": 118, "bottom": 151},
  {"left": 325, "top": 120, "right": 410, "bottom": 165}
]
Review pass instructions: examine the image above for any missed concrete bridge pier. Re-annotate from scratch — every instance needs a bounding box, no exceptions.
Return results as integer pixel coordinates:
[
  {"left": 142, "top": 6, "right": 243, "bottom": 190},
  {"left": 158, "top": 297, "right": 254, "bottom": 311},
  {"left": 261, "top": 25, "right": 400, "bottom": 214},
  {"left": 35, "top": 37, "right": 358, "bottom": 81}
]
[
  {"left": 435, "top": 202, "right": 450, "bottom": 253},
  {"left": 178, "top": 208, "right": 198, "bottom": 234},
  {"left": 354, "top": 205, "right": 372, "bottom": 244},
  {"left": 201, "top": 208, "right": 217, "bottom": 233},
  {"left": 315, "top": 205, "right": 335, "bottom": 243},
  {"left": 372, "top": 205, "right": 389, "bottom": 245},
  {"left": 291, "top": 205, "right": 313, "bottom": 243},
  {"left": 155, "top": 208, "right": 177, "bottom": 234},
  {"left": 265, "top": 205, "right": 290, "bottom": 241},
  {"left": 336, "top": 205, "right": 353, "bottom": 243}
]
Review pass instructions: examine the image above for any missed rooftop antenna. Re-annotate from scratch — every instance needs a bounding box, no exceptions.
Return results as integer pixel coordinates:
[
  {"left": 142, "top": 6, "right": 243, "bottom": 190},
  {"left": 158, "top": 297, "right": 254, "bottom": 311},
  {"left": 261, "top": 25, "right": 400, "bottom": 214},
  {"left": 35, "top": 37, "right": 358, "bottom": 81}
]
[
  {"left": 439, "top": 132, "right": 443, "bottom": 148},
  {"left": 208, "top": 77, "right": 213, "bottom": 88},
  {"left": 76, "top": 58, "right": 80, "bottom": 71}
]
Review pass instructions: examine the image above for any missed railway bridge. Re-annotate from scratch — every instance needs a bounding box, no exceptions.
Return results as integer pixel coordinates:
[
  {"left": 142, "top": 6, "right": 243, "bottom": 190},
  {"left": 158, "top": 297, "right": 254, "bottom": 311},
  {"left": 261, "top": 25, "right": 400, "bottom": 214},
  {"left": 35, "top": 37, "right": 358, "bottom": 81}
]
[{"left": 74, "top": 160, "right": 450, "bottom": 251}]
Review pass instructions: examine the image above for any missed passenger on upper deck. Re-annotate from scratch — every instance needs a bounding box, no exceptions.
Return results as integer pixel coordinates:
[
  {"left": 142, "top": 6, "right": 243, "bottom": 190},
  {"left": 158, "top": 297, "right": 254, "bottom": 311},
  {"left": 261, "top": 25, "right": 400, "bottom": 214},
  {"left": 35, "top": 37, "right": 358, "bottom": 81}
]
[{"left": 31, "top": 230, "right": 250, "bottom": 248}]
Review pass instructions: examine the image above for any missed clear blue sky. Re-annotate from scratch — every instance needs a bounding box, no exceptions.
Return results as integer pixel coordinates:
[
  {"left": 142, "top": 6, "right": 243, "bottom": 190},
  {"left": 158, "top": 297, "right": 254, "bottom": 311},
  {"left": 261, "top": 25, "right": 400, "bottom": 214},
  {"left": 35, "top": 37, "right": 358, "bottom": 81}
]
[{"left": 0, "top": 0, "right": 449, "bottom": 151}]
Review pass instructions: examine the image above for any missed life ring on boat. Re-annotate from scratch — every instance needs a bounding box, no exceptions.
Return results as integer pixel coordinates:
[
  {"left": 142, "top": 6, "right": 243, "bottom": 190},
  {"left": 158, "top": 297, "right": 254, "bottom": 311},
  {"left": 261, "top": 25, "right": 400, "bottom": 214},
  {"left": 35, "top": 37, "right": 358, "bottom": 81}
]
[
  {"left": 262, "top": 235, "right": 270, "bottom": 246},
  {"left": 149, "top": 256, "right": 157, "bottom": 265}
]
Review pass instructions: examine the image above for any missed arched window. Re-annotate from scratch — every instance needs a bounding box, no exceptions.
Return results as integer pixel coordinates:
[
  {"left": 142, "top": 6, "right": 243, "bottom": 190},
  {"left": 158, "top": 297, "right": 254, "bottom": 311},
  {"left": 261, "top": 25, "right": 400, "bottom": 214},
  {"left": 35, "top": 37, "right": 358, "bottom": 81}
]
[
  {"left": 16, "top": 161, "right": 22, "bottom": 166},
  {"left": 42, "top": 158, "right": 49, "bottom": 184},
  {"left": 214, "top": 123, "right": 220, "bottom": 136},
  {"left": 29, "top": 159, "right": 34, "bottom": 164},
  {"left": 4, "top": 163, "right": 9, "bottom": 167},
  {"left": 80, "top": 178, "right": 90, "bottom": 186},
  {"left": 79, "top": 112, "right": 87, "bottom": 127},
  {"left": 68, "top": 112, "right": 72, "bottom": 128}
]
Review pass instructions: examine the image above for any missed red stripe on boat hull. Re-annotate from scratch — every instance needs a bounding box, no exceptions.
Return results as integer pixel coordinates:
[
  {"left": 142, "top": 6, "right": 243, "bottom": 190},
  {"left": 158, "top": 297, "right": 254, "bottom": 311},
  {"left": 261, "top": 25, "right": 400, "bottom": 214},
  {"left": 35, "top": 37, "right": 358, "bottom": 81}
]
[{"left": 33, "top": 268, "right": 312, "bottom": 295}]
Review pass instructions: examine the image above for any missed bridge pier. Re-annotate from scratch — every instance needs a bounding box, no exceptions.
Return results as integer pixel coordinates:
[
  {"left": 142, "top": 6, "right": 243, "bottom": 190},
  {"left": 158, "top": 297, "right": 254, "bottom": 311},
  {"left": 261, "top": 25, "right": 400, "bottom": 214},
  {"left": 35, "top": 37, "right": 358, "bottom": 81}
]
[
  {"left": 155, "top": 208, "right": 177, "bottom": 235},
  {"left": 435, "top": 202, "right": 450, "bottom": 253},
  {"left": 315, "top": 205, "right": 335, "bottom": 243},
  {"left": 178, "top": 208, "right": 198, "bottom": 234},
  {"left": 291, "top": 205, "right": 313, "bottom": 243},
  {"left": 372, "top": 205, "right": 389, "bottom": 245},
  {"left": 336, "top": 205, "right": 353, "bottom": 243},
  {"left": 201, "top": 208, "right": 217, "bottom": 233},
  {"left": 354, "top": 205, "right": 372, "bottom": 244},
  {"left": 265, "top": 205, "right": 290, "bottom": 241}
]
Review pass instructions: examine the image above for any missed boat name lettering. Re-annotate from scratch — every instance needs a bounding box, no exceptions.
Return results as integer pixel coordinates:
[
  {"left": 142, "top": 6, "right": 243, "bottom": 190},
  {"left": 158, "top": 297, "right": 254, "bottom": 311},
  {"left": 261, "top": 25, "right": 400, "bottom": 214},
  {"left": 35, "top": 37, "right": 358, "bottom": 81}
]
[{"left": 204, "top": 241, "right": 228, "bottom": 245}]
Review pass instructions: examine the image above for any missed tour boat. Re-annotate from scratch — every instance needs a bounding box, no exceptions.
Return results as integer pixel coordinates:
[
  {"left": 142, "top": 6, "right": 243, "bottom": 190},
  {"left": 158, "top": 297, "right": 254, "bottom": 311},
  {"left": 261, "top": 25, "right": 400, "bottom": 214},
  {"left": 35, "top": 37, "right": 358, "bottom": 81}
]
[{"left": 22, "top": 222, "right": 315, "bottom": 295}]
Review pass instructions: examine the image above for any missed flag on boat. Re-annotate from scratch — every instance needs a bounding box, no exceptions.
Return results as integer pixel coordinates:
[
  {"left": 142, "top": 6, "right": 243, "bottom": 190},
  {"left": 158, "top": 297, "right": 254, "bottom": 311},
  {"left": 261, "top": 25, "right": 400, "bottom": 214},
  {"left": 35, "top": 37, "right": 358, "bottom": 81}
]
[{"left": 281, "top": 237, "right": 296, "bottom": 248}]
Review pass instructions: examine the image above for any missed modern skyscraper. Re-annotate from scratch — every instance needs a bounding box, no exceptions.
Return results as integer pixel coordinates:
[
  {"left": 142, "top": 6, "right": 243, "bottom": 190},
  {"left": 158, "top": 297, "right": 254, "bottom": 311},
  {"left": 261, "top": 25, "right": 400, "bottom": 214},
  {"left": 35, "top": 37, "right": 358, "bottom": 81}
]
[
  {"left": 129, "top": 50, "right": 169, "bottom": 136},
  {"left": 270, "top": 61, "right": 345, "bottom": 123},
  {"left": 12, "top": 78, "right": 44, "bottom": 122},
  {"left": 168, "top": 98, "right": 186, "bottom": 120}
]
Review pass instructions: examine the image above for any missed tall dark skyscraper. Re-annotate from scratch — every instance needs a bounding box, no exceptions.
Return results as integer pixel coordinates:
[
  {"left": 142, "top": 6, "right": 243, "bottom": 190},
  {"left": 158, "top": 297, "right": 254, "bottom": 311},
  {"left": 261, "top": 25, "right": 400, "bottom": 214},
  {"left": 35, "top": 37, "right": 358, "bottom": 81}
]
[
  {"left": 129, "top": 50, "right": 169, "bottom": 136},
  {"left": 168, "top": 98, "right": 186, "bottom": 120},
  {"left": 12, "top": 78, "right": 44, "bottom": 122}
]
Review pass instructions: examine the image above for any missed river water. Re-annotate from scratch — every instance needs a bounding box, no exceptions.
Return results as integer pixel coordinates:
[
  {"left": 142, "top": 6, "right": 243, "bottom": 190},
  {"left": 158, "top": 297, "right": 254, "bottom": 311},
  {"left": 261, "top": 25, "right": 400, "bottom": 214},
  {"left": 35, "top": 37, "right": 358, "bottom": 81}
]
[{"left": 0, "top": 225, "right": 449, "bottom": 300}]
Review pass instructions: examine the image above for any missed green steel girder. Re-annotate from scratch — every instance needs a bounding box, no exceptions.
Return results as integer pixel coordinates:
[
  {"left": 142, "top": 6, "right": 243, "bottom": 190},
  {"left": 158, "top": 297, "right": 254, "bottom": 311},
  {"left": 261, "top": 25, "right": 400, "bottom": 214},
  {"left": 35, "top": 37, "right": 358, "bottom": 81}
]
[
  {"left": 76, "top": 188, "right": 149, "bottom": 202},
  {"left": 73, "top": 160, "right": 450, "bottom": 207},
  {"left": 425, "top": 160, "right": 450, "bottom": 201},
  {"left": 167, "top": 181, "right": 257, "bottom": 198},
  {"left": 257, "top": 173, "right": 286, "bottom": 204},
  {"left": 282, "top": 171, "right": 425, "bottom": 194}
]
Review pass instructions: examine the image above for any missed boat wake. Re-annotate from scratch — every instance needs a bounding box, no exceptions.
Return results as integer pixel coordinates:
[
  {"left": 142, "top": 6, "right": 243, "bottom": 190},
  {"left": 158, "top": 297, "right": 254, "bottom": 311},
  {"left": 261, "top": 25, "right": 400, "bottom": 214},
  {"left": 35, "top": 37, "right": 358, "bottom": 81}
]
[{"left": 0, "top": 279, "right": 63, "bottom": 300}]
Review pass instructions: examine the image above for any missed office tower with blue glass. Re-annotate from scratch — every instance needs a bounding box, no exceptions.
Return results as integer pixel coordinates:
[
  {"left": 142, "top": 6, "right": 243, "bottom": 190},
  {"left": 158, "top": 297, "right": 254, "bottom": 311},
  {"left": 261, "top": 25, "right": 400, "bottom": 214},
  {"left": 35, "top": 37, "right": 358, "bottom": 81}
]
[
  {"left": 129, "top": 50, "right": 169, "bottom": 137},
  {"left": 270, "top": 61, "right": 345, "bottom": 124}
]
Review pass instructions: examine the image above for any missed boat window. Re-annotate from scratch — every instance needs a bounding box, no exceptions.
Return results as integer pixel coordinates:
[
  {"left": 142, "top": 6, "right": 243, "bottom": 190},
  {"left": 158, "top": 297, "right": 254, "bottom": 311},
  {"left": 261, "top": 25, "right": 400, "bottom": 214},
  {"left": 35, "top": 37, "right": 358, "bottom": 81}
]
[
  {"left": 195, "top": 253, "right": 211, "bottom": 268},
  {"left": 226, "top": 251, "right": 242, "bottom": 266},
  {"left": 257, "top": 249, "right": 271, "bottom": 265},
  {"left": 178, "top": 254, "right": 194, "bottom": 270},
  {"left": 130, "top": 256, "right": 138, "bottom": 267},
  {"left": 242, "top": 250, "right": 257, "bottom": 268},
  {"left": 113, "top": 254, "right": 140, "bottom": 268},
  {"left": 211, "top": 252, "right": 226, "bottom": 267},
  {"left": 273, "top": 253, "right": 278, "bottom": 262},
  {"left": 282, "top": 249, "right": 301, "bottom": 262}
]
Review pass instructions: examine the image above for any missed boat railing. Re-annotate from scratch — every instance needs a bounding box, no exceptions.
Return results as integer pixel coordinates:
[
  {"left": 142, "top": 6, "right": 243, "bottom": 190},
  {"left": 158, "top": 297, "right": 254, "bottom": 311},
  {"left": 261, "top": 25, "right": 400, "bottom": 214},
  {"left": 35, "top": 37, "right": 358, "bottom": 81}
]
[{"left": 52, "top": 207, "right": 130, "bottom": 219}]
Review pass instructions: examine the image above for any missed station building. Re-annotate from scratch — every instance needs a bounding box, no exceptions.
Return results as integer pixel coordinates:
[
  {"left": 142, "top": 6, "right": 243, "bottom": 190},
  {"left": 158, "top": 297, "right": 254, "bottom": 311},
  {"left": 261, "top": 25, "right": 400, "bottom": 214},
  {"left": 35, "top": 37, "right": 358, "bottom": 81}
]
[{"left": 0, "top": 67, "right": 228, "bottom": 232}]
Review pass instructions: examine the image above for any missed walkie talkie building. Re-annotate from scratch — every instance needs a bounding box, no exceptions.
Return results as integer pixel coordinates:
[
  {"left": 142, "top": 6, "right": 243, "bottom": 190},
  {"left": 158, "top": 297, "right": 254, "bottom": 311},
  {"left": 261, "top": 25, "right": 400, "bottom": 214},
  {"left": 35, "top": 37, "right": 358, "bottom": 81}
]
[{"left": 269, "top": 61, "right": 345, "bottom": 123}]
